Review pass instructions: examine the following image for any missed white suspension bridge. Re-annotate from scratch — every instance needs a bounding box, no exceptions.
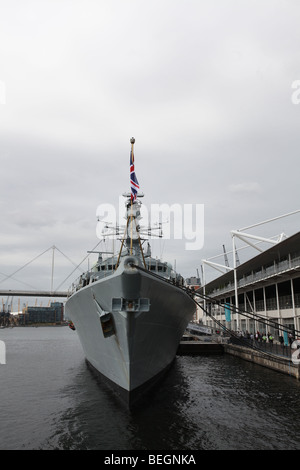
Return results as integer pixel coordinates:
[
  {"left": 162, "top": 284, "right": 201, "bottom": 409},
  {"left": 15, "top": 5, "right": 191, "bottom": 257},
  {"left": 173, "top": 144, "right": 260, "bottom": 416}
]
[
  {"left": 0, "top": 244, "right": 96, "bottom": 300},
  {"left": 1, "top": 209, "right": 300, "bottom": 304}
]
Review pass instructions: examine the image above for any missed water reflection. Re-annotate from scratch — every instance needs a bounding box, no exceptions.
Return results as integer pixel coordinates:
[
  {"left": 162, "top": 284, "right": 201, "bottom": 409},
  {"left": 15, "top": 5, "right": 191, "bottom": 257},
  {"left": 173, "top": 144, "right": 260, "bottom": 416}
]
[
  {"left": 47, "top": 357, "right": 199, "bottom": 450},
  {"left": 45, "top": 352, "right": 300, "bottom": 450}
]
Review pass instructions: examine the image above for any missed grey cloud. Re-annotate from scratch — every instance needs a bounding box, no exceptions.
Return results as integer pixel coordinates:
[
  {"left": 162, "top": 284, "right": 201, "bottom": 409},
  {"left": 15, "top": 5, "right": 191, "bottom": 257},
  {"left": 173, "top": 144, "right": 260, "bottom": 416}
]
[{"left": 0, "top": 0, "right": 300, "bottom": 289}]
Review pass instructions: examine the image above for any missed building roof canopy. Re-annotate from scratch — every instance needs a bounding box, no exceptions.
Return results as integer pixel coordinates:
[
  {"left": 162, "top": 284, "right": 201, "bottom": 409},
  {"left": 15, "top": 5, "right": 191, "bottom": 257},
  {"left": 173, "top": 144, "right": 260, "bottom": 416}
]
[{"left": 204, "top": 231, "right": 300, "bottom": 293}]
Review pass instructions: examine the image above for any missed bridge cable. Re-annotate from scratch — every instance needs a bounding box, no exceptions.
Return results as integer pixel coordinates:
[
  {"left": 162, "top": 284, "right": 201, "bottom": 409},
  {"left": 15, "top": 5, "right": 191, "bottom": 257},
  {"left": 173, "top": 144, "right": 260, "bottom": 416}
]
[
  {"left": 0, "top": 270, "right": 37, "bottom": 290},
  {"left": 54, "top": 239, "right": 104, "bottom": 292},
  {"left": 0, "top": 246, "right": 54, "bottom": 285},
  {"left": 53, "top": 246, "right": 85, "bottom": 274}
]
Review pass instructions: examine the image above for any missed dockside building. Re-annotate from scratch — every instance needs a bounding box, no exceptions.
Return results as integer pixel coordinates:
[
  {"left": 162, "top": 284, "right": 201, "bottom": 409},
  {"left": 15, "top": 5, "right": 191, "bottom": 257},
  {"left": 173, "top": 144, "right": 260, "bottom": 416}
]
[
  {"left": 19, "top": 302, "right": 64, "bottom": 325},
  {"left": 200, "top": 231, "right": 300, "bottom": 337}
]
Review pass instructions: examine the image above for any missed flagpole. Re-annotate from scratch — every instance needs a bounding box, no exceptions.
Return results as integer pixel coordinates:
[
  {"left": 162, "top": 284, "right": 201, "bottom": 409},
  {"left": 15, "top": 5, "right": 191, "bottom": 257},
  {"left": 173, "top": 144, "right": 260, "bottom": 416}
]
[{"left": 130, "top": 137, "right": 135, "bottom": 255}]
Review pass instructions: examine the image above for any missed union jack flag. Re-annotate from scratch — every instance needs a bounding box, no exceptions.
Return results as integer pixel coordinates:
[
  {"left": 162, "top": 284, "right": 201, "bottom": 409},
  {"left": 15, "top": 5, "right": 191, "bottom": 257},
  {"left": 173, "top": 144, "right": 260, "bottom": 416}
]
[{"left": 130, "top": 148, "right": 139, "bottom": 201}]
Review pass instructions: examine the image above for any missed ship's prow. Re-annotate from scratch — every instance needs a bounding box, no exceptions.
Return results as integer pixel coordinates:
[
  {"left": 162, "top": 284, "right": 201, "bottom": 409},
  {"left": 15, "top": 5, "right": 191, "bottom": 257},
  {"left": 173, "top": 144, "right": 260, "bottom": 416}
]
[
  {"left": 66, "top": 255, "right": 195, "bottom": 399},
  {"left": 85, "top": 351, "right": 175, "bottom": 408}
]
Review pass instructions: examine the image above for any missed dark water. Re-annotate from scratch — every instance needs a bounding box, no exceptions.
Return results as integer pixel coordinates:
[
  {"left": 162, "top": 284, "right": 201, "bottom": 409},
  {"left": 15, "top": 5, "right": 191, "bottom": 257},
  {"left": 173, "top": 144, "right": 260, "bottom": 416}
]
[{"left": 0, "top": 327, "right": 300, "bottom": 451}]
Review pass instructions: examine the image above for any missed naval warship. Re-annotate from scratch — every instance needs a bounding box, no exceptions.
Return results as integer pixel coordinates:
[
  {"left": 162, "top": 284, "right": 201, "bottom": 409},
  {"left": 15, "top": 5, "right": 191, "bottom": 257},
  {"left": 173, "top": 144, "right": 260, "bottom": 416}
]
[{"left": 65, "top": 138, "right": 196, "bottom": 405}]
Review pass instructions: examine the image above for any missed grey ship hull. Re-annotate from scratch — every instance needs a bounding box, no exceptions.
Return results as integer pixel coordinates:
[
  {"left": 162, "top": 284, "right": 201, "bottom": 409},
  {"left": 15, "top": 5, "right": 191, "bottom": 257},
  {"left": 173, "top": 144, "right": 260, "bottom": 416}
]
[{"left": 65, "top": 256, "right": 196, "bottom": 404}]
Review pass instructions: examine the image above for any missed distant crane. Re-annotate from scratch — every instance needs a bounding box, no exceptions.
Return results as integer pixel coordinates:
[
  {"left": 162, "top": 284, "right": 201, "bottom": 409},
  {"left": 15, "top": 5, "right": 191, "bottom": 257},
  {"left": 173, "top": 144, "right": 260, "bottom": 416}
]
[
  {"left": 222, "top": 245, "right": 229, "bottom": 267},
  {"left": 223, "top": 243, "right": 240, "bottom": 267},
  {"left": 196, "top": 268, "right": 201, "bottom": 286}
]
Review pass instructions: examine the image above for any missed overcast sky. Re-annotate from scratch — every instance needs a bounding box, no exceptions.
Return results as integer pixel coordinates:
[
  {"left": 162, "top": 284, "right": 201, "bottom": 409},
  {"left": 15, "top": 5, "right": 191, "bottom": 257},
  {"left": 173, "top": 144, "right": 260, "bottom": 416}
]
[{"left": 1, "top": 0, "right": 300, "bottom": 297}]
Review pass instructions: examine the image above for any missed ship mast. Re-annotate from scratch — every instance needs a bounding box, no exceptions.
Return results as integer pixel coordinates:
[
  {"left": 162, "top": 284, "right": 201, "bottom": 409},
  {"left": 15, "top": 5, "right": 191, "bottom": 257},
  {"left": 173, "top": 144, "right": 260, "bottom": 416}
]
[
  {"left": 130, "top": 137, "right": 135, "bottom": 256},
  {"left": 115, "top": 137, "right": 147, "bottom": 269}
]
